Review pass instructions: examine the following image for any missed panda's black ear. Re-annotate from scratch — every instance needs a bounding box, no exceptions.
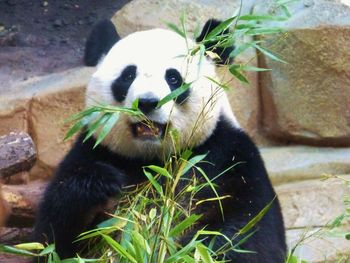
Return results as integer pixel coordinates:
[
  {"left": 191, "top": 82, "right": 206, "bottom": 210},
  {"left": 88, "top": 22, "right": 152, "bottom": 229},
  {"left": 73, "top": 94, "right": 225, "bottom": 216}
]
[
  {"left": 196, "top": 19, "right": 234, "bottom": 65},
  {"left": 84, "top": 20, "right": 120, "bottom": 66}
]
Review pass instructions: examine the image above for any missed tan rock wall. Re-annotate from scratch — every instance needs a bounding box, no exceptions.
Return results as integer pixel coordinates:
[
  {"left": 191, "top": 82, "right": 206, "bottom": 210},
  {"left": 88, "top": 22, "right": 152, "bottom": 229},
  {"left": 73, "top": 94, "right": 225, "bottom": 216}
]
[{"left": 260, "top": 27, "right": 350, "bottom": 146}]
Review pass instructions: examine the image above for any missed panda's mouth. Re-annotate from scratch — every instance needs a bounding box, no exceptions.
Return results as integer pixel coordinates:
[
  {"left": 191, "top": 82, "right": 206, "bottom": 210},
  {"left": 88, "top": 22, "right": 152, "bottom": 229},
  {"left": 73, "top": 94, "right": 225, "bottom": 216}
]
[{"left": 131, "top": 121, "right": 167, "bottom": 140}]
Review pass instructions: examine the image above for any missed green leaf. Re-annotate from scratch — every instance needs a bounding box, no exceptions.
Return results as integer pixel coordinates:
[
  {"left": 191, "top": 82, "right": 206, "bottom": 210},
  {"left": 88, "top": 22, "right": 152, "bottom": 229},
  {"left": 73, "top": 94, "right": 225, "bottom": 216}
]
[
  {"left": 204, "top": 17, "right": 236, "bottom": 41},
  {"left": 246, "top": 27, "right": 283, "bottom": 35},
  {"left": 64, "top": 117, "right": 88, "bottom": 141},
  {"left": 181, "top": 153, "right": 207, "bottom": 175},
  {"left": 14, "top": 242, "right": 45, "bottom": 251},
  {"left": 145, "top": 165, "right": 172, "bottom": 179},
  {"left": 131, "top": 230, "right": 151, "bottom": 255},
  {"left": 83, "top": 113, "right": 110, "bottom": 143},
  {"left": 205, "top": 76, "right": 230, "bottom": 90},
  {"left": 240, "top": 65, "right": 271, "bottom": 72},
  {"left": 165, "top": 22, "right": 186, "bottom": 38},
  {"left": 195, "top": 243, "right": 214, "bottom": 263},
  {"left": 169, "top": 214, "right": 202, "bottom": 237},
  {"left": 239, "top": 197, "right": 276, "bottom": 235},
  {"left": 93, "top": 112, "right": 120, "bottom": 148},
  {"left": 132, "top": 98, "right": 139, "bottom": 110},
  {"left": 239, "top": 14, "right": 288, "bottom": 21},
  {"left": 0, "top": 244, "right": 38, "bottom": 256},
  {"left": 229, "top": 42, "right": 254, "bottom": 58},
  {"left": 38, "top": 244, "right": 55, "bottom": 256},
  {"left": 254, "top": 44, "right": 287, "bottom": 64},
  {"left": 64, "top": 107, "right": 99, "bottom": 123},
  {"left": 101, "top": 234, "right": 137, "bottom": 263},
  {"left": 157, "top": 82, "right": 192, "bottom": 107},
  {"left": 143, "top": 169, "right": 163, "bottom": 195},
  {"left": 286, "top": 254, "right": 309, "bottom": 263},
  {"left": 229, "top": 65, "right": 249, "bottom": 84}
]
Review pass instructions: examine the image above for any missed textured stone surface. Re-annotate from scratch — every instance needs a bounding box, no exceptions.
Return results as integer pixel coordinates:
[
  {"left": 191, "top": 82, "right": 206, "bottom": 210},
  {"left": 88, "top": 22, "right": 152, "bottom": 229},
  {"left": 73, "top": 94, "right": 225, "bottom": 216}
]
[
  {"left": 28, "top": 67, "right": 93, "bottom": 179},
  {"left": 112, "top": 0, "right": 255, "bottom": 37},
  {"left": 287, "top": 227, "right": 350, "bottom": 262},
  {"left": 0, "top": 98, "right": 29, "bottom": 136},
  {"left": 276, "top": 176, "right": 350, "bottom": 228},
  {"left": 261, "top": 146, "right": 350, "bottom": 184},
  {"left": 258, "top": 0, "right": 350, "bottom": 146},
  {"left": 217, "top": 61, "right": 262, "bottom": 143}
]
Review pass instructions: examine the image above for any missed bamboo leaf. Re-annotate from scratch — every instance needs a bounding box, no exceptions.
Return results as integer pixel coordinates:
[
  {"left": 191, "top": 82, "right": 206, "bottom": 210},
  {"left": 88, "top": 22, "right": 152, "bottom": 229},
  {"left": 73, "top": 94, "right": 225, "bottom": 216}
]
[
  {"left": 239, "top": 14, "right": 288, "bottom": 21},
  {"left": 239, "top": 197, "right": 276, "bottom": 235},
  {"left": 169, "top": 214, "right": 202, "bottom": 238},
  {"left": 229, "top": 65, "right": 249, "bottom": 84},
  {"left": 205, "top": 17, "right": 236, "bottom": 40},
  {"left": 240, "top": 65, "right": 271, "bottom": 72},
  {"left": 14, "top": 242, "right": 45, "bottom": 251},
  {"left": 93, "top": 113, "right": 120, "bottom": 148},
  {"left": 195, "top": 243, "right": 214, "bottom": 263},
  {"left": 101, "top": 234, "right": 137, "bottom": 263},
  {"left": 83, "top": 113, "right": 110, "bottom": 143},
  {"left": 38, "top": 244, "right": 55, "bottom": 256},
  {"left": 157, "top": 82, "right": 192, "bottom": 107},
  {"left": 254, "top": 44, "right": 287, "bottom": 64},
  {"left": 145, "top": 165, "right": 172, "bottom": 179},
  {"left": 64, "top": 117, "right": 88, "bottom": 141},
  {"left": 181, "top": 153, "right": 207, "bottom": 175},
  {"left": 0, "top": 244, "right": 38, "bottom": 256},
  {"left": 143, "top": 169, "right": 163, "bottom": 195},
  {"left": 165, "top": 22, "right": 186, "bottom": 38}
]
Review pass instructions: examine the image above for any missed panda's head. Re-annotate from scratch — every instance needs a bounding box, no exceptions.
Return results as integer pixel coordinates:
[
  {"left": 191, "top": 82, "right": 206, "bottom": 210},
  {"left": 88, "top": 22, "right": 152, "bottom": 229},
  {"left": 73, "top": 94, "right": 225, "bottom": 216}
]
[{"left": 84, "top": 20, "right": 238, "bottom": 159}]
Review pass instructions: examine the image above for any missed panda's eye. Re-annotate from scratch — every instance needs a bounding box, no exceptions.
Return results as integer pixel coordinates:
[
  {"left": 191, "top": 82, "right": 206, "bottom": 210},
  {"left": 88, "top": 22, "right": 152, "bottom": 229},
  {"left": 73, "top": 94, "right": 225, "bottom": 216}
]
[
  {"left": 165, "top": 69, "right": 183, "bottom": 88},
  {"left": 121, "top": 65, "right": 137, "bottom": 82}
]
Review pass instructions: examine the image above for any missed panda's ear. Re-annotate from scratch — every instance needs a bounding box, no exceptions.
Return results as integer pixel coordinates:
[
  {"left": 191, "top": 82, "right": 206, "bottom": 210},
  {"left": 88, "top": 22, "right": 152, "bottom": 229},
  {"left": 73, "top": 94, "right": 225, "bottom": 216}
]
[
  {"left": 196, "top": 19, "right": 234, "bottom": 65},
  {"left": 84, "top": 20, "right": 120, "bottom": 66}
]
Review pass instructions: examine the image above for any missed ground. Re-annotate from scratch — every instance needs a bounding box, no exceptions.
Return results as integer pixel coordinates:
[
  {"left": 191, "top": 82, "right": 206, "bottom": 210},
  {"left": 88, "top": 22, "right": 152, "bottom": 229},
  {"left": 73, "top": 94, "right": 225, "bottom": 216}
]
[{"left": 0, "top": 0, "right": 131, "bottom": 95}]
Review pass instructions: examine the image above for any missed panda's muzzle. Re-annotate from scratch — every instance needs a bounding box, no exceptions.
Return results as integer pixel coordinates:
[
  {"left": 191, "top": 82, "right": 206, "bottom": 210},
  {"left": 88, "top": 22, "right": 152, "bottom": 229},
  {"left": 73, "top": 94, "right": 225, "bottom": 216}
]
[{"left": 131, "top": 121, "right": 167, "bottom": 140}]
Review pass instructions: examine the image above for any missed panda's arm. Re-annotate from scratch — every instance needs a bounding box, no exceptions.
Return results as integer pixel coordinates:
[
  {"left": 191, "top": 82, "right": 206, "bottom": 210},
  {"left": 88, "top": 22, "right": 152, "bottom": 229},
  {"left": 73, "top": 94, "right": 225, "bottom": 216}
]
[
  {"left": 187, "top": 116, "right": 286, "bottom": 262},
  {"left": 33, "top": 137, "right": 124, "bottom": 259}
]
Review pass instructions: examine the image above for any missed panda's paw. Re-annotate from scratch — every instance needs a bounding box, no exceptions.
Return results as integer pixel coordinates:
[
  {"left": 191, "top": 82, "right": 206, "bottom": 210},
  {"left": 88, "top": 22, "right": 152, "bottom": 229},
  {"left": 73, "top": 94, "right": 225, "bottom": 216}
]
[{"left": 89, "top": 162, "right": 125, "bottom": 202}]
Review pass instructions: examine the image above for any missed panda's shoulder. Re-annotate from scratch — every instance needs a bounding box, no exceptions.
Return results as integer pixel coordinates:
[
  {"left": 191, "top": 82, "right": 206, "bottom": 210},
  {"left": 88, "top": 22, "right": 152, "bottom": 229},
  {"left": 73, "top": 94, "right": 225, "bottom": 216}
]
[{"left": 197, "top": 114, "right": 262, "bottom": 163}]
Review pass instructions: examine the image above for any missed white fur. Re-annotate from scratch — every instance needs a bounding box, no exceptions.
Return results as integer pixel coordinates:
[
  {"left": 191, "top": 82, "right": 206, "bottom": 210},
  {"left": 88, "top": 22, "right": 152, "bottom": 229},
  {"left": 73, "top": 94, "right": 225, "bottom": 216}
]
[{"left": 86, "top": 28, "right": 239, "bottom": 158}]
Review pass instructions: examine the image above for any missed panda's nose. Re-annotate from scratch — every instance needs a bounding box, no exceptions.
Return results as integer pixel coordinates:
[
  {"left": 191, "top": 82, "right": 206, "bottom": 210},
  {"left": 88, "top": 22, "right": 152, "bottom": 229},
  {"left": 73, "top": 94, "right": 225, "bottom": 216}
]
[{"left": 138, "top": 98, "right": 159, "bottom": 114}]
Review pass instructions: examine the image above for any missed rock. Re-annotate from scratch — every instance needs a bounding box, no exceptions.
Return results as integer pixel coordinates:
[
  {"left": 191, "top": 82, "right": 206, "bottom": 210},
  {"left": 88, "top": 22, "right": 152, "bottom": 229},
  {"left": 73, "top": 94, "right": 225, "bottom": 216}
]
[
  {"left": 217, "top": 61, "right": 263, "bottom": 143},
  {"left": 257, "top": 0, "right": 350, "bottom": 146},
  {"left": 0, "top": 98, "right": 29, "bottom": 136},
  {"left": 261, "top": 146, "right": 350, "bottom": 184},
  {"left": 286, "top": 227, "right": 350, "bottom": 262},
  {"left": 111, "top": 0, "right": 256, "bottom": 37},
  {"left": 27, "top": 67, "right": 94, "bottom": 179},
  {"left": 276, "top": 176, "right": 350, "bottom": 228}
]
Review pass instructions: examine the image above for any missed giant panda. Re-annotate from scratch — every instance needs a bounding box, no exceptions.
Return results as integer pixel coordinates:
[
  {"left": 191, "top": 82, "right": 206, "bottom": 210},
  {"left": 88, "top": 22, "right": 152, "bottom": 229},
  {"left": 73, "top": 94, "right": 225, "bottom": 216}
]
[{"left": 33, "top": 19, "right": 286, "bottom": 262}]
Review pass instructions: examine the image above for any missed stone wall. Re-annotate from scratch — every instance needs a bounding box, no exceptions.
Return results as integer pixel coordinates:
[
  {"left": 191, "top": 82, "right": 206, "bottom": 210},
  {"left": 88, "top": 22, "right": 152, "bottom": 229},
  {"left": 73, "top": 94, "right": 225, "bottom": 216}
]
[{"left": 1, "top": 0, "right": 350, "bottom": 262}]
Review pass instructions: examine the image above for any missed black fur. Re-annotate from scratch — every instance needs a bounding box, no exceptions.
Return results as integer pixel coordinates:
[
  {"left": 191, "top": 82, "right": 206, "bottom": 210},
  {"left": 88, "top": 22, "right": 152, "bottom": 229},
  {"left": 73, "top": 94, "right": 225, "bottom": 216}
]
[
  {"left": 112, "top": 64, "right": 137, "bottom": 102},
  {"left": 84, "top": 19, "right": 120, "bottom": 66},
  {"left": 33, "top": 115, "right": 286, "bottom": 262},
  {"left": 196, "top": 19, "right": 235, "bottom": 64}
]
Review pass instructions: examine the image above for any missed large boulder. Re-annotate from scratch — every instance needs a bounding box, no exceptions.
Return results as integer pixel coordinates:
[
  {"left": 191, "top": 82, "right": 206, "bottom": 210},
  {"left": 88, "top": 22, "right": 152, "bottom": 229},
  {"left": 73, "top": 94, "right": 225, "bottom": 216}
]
[
  {"left": 111, "top": 0, "right": 255, "bottom": 37},
  {"left": 257, "top": 0, "right": 350, "bottom": 146},
  {"left": 276, "top": 176, "right": 350, "bottom": 228},
  {"left": 261, "top": 146, "right": 350, "bottom": 184},
  {"left": 28, "top": 67, "right": 93, "bottom": 179}
]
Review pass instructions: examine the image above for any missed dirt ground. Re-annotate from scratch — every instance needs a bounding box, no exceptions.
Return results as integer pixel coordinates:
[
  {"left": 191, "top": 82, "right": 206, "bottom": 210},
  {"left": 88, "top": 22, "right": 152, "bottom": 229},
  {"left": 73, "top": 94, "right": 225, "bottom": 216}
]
[{"left": 0, "top": 0, "right": 131, "bottom": 95}]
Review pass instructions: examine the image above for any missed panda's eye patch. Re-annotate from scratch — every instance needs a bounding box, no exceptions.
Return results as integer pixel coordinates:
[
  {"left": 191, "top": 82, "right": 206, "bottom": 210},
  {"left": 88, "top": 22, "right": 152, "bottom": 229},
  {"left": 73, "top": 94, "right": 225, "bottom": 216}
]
[
  {"left": 121, "top": 65, "right": 137, "bottom": 82},
  {"left": 165, "top": 68, "right": 189, "bottom": 105},
  {"left": 112, "top": 65, "right": 137, "bottom": 102},
  {"left": 165, "top": 69, "right": 183, "bottom": 88}
]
